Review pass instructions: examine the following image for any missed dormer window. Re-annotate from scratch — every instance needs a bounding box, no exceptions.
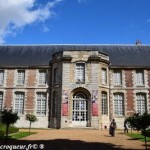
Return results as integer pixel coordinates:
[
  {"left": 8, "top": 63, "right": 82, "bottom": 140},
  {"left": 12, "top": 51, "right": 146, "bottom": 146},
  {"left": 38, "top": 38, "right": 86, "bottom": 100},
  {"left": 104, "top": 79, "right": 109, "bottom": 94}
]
[{"left": 76, "top": 63, "right": 85, "bottom": 83}]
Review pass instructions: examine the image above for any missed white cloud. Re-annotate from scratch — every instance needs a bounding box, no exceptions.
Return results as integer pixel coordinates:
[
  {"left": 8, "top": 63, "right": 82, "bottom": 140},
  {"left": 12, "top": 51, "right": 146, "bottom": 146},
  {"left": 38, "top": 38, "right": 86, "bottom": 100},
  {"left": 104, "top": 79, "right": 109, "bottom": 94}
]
[{"left": 0, "top": 0, "right": 63, "bottom": 43}]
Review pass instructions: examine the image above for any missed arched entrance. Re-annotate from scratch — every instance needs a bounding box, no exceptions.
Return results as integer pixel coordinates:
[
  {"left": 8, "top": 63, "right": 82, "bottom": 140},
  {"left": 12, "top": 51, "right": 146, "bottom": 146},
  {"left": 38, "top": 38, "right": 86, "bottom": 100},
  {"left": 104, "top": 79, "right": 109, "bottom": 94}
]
[{"left": 72, "top": 92, "right": 89, "bottom": 127}]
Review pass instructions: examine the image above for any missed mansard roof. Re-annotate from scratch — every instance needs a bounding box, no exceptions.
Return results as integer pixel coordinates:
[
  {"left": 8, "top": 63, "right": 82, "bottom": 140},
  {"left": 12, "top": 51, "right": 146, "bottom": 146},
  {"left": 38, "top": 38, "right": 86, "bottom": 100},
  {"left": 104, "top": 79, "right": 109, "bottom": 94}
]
[{"left": 0, "top": 44, "right": 150, "bottom": 68}]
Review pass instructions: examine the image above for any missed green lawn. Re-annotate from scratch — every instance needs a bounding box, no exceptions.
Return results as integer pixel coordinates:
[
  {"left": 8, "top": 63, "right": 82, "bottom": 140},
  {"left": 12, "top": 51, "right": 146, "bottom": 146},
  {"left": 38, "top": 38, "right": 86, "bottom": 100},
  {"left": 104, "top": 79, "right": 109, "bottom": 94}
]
[
  {"left": 127, "top": 133, "right": 150, "bottom": 142},
  {"left": 0, "top": 132, "right": 36, "bottom": 140}
]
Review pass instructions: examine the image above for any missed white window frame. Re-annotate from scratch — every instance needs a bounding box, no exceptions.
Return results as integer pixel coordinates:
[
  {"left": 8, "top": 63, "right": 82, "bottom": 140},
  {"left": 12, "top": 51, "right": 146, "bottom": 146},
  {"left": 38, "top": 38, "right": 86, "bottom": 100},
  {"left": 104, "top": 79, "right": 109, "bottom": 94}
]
[
  {"left": 17, "top": 70, "right": 25, "bottom": 85},
  {"left": 0, "top": 92, "right": 3, "bottom": 112},
  {"left": 76, "top": 63, "right": 85, "bottom": 82},
  {"left": 36, "top": 93, "right": 46, "bottom": 115},
  {"left": 0, "top": 70, "right": 4, "bottom": 86},
  {"left": 39, "top": 70, "right": 47, "bottom": 85},
  {"left": 136, "top": 93, "right": 146, "bottom": 114},
  {"left": 14, "top": 92, "right": 24, "bottom": 115},
  {"left": 113, "top": 70, "right": 122, "bottom": 86},
  {"left": 113, "top": 93, "right": 124, "bottom": 116},
  {"left": 136, "top": 70, "right": 144, "bottom": 86},
  {"left": 102, "top": 92, "right": 107, "bottom": 115},
  {"left": 102, "top": 68, "right": 107, "bottom": 85}
]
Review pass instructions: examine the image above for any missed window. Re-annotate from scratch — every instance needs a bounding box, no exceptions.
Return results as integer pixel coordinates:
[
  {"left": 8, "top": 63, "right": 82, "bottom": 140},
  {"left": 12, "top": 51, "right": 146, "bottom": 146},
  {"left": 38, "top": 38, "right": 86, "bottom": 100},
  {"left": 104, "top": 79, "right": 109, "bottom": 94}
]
[
  {"left": 39, "top": 70, "right": 47, "bottom": 85},
  {"left": 102, "top": 68, "right": 107, "bottom": 84},
  {"left": 17, "top": 70, "right": 25, "bottom": 85},
  {"left": 136, "top": 93, "right": 146, "bottom": 114},
  {"left": 136, "top": 70, "right": 144, "bottom": 86},
  {"left": 36, "top": 93, "right": 46, "bottom": 115},
  {"left": 0, "top": 70, "right": 4, "bottom": 85},
  {"left": 14, "top": 92, "right": 24, "bottom": 114},
  {"left": 76, "top": 63, "right": 85, "bottom": 82},
  {"left": 113, "top": 70, "right": 122, "bottom": 86},
  {"left": 102, "top": 92, "right": 107, "bottom": 115},
  {"left": 53, "top": 68, "right": 58, "bottom": 84},
  {"left": 0, "top": 92, "right": 3, "bottom": 112},
  {"left": 113, "top": 93, "right": 124, "bottom": 116}
]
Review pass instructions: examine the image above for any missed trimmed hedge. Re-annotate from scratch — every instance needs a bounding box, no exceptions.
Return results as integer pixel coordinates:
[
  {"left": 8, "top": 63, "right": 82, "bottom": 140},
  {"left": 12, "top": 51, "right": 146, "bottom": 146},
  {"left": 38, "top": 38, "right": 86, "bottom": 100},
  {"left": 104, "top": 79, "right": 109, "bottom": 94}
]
[{"left": 0, "top": 123, "right": 19, "bottom": 136}]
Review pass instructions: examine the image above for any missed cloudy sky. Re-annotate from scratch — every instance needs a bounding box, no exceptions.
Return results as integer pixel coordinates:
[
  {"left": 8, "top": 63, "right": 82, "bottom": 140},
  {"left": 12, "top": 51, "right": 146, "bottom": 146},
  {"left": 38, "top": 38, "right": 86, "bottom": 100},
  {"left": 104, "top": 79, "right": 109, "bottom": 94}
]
[{"left": 0, "top": 0, "right": 150, "bottom": 44}]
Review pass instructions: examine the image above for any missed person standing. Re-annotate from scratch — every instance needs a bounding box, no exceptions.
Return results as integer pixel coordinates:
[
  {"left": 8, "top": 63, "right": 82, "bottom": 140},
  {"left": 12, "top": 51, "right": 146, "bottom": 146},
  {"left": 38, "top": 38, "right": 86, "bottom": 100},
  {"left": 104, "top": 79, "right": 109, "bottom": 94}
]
[
  {"left": 110, "top": 119, "right": 117, "bottom": 136},
  {"left": 124, "top": 120, "right": 128, "bottom": 133}
]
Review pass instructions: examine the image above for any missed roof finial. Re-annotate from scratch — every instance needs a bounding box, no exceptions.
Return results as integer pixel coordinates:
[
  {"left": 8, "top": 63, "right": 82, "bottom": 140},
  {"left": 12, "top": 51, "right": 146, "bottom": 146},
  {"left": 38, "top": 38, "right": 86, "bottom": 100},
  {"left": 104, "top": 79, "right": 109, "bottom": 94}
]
[{"left": 135, "top": 40, "right": 142, "bottom": 45}]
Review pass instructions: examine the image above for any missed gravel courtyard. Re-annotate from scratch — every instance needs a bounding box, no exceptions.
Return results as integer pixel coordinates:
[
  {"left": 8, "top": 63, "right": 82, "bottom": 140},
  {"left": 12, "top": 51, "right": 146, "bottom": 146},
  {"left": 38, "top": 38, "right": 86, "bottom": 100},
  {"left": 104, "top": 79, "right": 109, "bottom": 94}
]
[{"left": 16, "top": 129, "right": 150, "bottom": 150}]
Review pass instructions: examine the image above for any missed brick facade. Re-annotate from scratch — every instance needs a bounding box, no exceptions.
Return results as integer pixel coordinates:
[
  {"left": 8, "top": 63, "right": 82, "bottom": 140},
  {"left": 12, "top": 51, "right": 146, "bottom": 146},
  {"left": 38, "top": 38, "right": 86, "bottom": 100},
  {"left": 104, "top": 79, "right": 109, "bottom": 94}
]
[{"left": 0, "top": 46, "right": 150, "bottom": 129}]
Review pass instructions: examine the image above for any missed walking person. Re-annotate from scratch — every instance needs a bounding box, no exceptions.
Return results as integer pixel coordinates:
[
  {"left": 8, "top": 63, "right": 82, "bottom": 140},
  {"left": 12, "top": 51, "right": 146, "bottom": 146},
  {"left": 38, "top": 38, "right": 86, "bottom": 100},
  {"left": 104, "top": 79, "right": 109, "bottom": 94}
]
[
  {"left": 109, "top": 119, "right": 117, "bottom": 137},
  {"left": 124, "top": 120, "right": 128, "bottom": 133}
]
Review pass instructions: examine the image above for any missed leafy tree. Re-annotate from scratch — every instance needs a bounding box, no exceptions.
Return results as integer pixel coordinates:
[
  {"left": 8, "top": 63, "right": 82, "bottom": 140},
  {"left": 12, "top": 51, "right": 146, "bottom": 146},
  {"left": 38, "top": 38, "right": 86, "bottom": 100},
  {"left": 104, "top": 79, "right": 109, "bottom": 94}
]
[
  {"left": 26, "top": 114, "right": 37, "bottom": 133},
  {"left": 126, "top": 112, "right": 150, "bottom": 150},
  {"left": 0, "top": 108, "right": 19, "bottom": 143}
]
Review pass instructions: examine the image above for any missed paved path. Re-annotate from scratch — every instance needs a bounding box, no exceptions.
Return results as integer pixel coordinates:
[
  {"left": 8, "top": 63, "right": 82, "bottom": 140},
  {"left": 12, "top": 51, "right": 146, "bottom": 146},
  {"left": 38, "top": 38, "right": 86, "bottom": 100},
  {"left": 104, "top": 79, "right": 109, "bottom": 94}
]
[{"left": 16, "top": 129, "right": 150, "bottom": 150}]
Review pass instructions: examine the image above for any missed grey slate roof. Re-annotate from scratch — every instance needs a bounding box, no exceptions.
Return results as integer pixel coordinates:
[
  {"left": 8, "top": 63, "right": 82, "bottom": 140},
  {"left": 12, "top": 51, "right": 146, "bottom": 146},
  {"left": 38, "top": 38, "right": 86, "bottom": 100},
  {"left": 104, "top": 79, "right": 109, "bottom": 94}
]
[{"left": 0, "top": 45, "right": 150, "bottom": 68}]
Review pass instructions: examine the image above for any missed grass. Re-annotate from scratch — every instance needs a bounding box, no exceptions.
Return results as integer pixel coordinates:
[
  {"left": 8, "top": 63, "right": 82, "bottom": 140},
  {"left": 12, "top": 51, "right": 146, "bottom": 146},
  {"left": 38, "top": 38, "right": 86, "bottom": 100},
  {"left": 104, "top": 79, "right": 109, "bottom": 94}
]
[
  {"left": 0, "top": 132, "right": 36, "bottom": 140},
  {"left": 127, "top": 133, "right": 150, "bottom": 142}
]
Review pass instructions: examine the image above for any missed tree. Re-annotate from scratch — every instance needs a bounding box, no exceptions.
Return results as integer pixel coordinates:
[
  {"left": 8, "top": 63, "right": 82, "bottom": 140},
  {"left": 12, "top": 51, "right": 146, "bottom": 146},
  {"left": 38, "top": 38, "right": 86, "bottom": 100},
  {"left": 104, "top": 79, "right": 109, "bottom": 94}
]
[
  {"left": 0, "top": 108, "right": 19, "bottom": 143},
  {"left": 26, "top": 114, "right": 37, "bottom": 133},
  {"left": 126, "top": 112, "right": 150, "bottom": 150}
]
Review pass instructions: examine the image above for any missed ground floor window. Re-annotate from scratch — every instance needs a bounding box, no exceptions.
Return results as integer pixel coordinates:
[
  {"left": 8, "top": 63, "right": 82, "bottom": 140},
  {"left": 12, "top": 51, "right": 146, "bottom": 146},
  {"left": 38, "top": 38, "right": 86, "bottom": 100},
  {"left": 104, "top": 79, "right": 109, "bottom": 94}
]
[
  {"left": 136, "top": 93, "right": 146, "bottom": 114},
  {"left": 102, "top": 92, "right": 107, "bottom": 115},
  {"left": 36, "top": 93, "right": 46, "bottom": 115},
  {"left": 14, "top": 92, "right": 24, "bottom": 114},
  {"left": 113, "top": 93, "right": 124, "bottom": 116}
]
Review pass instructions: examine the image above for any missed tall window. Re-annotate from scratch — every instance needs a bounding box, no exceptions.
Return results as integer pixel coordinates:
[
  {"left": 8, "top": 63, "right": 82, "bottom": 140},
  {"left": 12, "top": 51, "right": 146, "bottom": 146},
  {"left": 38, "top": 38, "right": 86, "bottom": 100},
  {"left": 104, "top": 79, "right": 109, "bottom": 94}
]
[
  {"left": 53, "top": 68, "right": 58, "bottom": 84},
  {"left": 136, "top": 70, "right": 144, "bottom": 86},
  {"left": 17, "top": 70, "right": 25, "bottom": 85},
  {"left": 0, "top": 92, "right": 3, "bottom": 112},
  {"left": 113, "top": 93, "right": 124, "bottom": 116},
  {"left": 36, "top": 93, "right": 46, "bottom": 115},
  {"left": 102, "top": 92, "right": 107, "bottom": 115},
  {"left": 76, "top": 63, "right": 85, "bottom": 82},
  {"left": 14, "top": 92, "right": 24, "bottom": 114},
  {"left": 113, "top": 70, "right": 122, "bottom": 86},
  {"left": 39, "top": 70, "right": 47, "bottom": 85},
  {"left": 136, "top": 93, "right": 146, "bottom": 114},
  {"left": 0, "top": 70, "right": 4, "bottom": 85},
  {"left": 102, "top": 68, "right": 107, "bottom": 84}
]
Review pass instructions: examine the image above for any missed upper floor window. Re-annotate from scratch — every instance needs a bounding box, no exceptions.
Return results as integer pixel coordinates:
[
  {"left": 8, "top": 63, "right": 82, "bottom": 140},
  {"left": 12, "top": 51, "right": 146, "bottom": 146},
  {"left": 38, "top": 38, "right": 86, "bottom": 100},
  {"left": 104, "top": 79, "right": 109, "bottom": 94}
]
[
  {"left": 39, "top": 70, "right": 47, "bottom": 85},
  {"left": 0, "top": 92, "right": 3, "bottom": 112},
  {"left": 136, "top": 93, "right": 146, "bottom": 114},
  {"left": 113, "top": 93, "right": 124, "bottom": 116},
  {"left": 102, "top": 92, "right": 107, "bottom": 115},
  {"left": 14, "top": 92, "right": 24, "bottom": 114},
  {"left": 17, "top": 70, "right": 25, "bottom": 85},
  {"left": 113, "top": 70, "right": 122, "bottom": 86},
  {"left": 0, "top": 70, "right": 4, "bottom": 85},
  {"left": 102, "top": 68, "right": 107, "bottom": 84},
  {"left": 53, "top": 68, "right": 58, "bottom": 84},
  {"left": 136, "top": 70, "right": 144, "bottom": 86},
  {"left": 36, "top": 93, "right": 46, "bottom": 115},
  {"left": 76, "top": 63, "right": 85, "bottom": 82}
]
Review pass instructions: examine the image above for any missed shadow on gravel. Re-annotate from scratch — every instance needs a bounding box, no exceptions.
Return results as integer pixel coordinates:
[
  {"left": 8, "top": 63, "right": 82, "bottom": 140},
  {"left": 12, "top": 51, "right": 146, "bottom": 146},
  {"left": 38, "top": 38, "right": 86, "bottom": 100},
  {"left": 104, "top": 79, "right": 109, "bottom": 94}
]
[{"left": 0, "top": 139, "right": 142, "bottom": 150}]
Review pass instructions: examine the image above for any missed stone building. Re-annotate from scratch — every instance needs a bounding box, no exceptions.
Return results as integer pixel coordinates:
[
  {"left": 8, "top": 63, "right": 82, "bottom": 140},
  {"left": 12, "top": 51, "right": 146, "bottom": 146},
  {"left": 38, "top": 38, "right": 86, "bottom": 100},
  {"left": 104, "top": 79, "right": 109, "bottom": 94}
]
[{"left": 0, "top": 45, "right": 150, "bottom": 129}]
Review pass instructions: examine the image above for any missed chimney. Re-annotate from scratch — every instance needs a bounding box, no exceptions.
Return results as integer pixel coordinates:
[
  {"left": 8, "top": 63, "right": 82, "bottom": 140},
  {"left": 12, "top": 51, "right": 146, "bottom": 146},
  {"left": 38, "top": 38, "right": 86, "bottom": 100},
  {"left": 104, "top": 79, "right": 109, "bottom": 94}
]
[{"left": 135, "top": 40, "right": 142, "bottom": 45}]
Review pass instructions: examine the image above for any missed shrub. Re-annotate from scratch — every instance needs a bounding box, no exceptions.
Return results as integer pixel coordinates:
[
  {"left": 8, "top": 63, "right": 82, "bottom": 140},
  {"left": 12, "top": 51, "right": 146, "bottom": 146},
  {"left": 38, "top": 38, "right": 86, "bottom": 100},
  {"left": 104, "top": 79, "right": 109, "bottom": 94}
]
[{"left": 0, "top": 123, "right": 19, "bottom": 136}]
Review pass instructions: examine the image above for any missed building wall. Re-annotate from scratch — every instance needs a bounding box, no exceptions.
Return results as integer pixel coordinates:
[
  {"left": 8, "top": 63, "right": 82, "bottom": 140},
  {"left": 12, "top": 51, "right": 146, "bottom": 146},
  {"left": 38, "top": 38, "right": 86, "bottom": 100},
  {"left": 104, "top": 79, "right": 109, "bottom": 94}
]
[
  {"left": 0, "top": 68, "right": 49, "bottom": 128},
  {"left": 0, "top": 50, "right": 150, "bottom": 129}
]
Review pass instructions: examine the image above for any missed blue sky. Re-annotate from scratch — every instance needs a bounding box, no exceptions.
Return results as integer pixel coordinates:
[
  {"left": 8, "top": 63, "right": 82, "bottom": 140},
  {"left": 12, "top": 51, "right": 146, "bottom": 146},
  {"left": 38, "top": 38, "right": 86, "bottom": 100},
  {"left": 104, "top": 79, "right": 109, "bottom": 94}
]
[{"left": 0, "top": 0, "right": 150, "bottom": 44}]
